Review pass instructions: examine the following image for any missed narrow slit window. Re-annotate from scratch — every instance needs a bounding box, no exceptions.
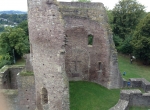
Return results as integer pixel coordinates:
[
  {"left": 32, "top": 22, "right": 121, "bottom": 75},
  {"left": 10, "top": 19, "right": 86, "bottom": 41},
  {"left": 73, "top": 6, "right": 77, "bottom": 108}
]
[
  {"left": 88, "top": 34, "right": 94, "bottom": 45},
  {"left": 42, "top": 88, "right": 48, "bottom": 104},
  {"left": 98, "top": 62, "right": 102, "bottom": 70}
]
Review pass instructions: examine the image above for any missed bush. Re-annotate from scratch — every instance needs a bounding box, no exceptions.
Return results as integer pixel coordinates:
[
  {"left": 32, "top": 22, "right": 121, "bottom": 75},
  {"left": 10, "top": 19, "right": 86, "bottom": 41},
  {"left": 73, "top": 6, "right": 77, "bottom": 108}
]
[
  {"left": 0, "top": 60, "right": 11, "bottom": 68},
  {"left": 113, "top": 35, "right": 123, "bottom": 47}
]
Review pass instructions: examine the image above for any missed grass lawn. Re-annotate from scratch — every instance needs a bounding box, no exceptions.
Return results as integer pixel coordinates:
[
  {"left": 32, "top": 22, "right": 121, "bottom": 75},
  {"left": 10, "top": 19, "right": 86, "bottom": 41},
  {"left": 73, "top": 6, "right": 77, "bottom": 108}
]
[
  {"left": 118, "top": 54, "right": 150, "bottom": 81},
  {"left": 13, "top": 58, "right": 25, "bottom": 65},
  {"left": 70, "top": 81, "right": 120, "bottom": 110},
  {"left": 70, "top": 54, "right": 150, "bottom": 110}
]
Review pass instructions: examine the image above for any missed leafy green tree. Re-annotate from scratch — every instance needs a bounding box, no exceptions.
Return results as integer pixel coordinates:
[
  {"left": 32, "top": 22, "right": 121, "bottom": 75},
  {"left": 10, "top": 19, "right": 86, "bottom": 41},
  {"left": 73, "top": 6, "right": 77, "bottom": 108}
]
[
  {"left": 0, "top": 27, "right": 29, "bottom": 64},
  {"left": 112, "top": 0, "right": 145, "bottom": 40},
  {"left": 17, "top": 20, "right": 28, "bottom": 36},
  {"left": 131, "top": 13, "right": 150, "bottom": 64},
  {"left": 106, "top": 9, "right": 113, "bottom": 29},
  {"left": 117, "top": 36, "right": 133, "bottom": 54},
  {"left": 0, "top": 14, "right": 27, "bottom": 25},
  {"left": 0, "top": 26, "right": 4, "bottom": 32}
]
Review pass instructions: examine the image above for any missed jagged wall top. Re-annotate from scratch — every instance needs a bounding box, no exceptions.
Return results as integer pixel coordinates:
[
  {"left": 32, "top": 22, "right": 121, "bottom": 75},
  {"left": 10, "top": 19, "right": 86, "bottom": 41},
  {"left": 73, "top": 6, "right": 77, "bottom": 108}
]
[{"left": 59, "top": 2, "right": 108, "bottom": 25}]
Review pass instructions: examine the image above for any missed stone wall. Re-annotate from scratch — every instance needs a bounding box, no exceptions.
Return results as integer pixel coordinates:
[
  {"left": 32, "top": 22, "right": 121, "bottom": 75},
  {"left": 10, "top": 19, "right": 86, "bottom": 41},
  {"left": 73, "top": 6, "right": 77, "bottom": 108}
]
[
  {"left": 110, "top": 89, "right": 150, "bottom": 110},
  {"left": 9, "top": 68, "right": 23, "bottom": 89},
  {"left": 121, "top": 89, "right": 150, "bottom": 107},
  {"left": 0, "top": 66, "right": 23, "bottom": 89},
  {"left": 28, "top": 0, "right": 69, "bottom": 110},
  {"left": 24, "top": 54, "right": 33, "bottom": 72},
  {"left": 130, "top": 92, "right": 150, "bottom": 107},
  {"left": 109, "top": 99, "right": 129, "bottom": 110},
  {"left": 27, "top": 1, "right": 123, "bottom": 109},
  {"left": 0, "top": 66, "right": 35, "bottom": 110},
  {"left": 129, "top": 78, "right": 150, "bottom": 92},
  {"left": 17, "top": 75, "right": 36, "bottom": 110},
  {"left": 123, "top": 78, "right": 150, "bottom": 92},
  {"left": 59, "top": 2, "right": 123, "bottom": 88}
]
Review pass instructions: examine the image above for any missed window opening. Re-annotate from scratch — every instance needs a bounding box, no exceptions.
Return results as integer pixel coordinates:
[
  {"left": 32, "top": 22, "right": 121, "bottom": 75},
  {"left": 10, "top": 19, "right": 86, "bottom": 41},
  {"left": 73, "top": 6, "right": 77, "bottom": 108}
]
[
  {"left": 42, "top": 88, "right": 48, "bottom": 104},
  {"left": 98, "top": 62, "right": 102, "bottom": 70},
  {"left": 88, "top": 34, "right": 94, "bottom": 45},
  {"left": 64, "top": 35, "right": 68, "bottom": 46}
]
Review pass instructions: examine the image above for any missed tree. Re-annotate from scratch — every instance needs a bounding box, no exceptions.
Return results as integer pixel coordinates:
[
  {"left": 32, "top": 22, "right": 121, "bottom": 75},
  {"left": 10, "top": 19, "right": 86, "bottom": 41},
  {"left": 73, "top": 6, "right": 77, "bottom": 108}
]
[
  {"left": 112, "top": 0, "right": 145, "bottom": 40},
  {"left": 131, "top": 13, "right": 150, "bottom": 64},
  {"left": 0, "top": 27, "right": 29, "bottom": 64},
  {"left": 106, "top": 9, "right": 113, "bottom": 29},
  {"left": 17, "top": 20, "right": 29, "bottom": 36}
]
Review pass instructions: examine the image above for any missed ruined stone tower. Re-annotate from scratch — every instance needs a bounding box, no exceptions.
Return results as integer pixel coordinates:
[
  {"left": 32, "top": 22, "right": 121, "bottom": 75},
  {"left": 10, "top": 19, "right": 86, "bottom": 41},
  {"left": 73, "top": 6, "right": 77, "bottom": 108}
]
[
  {"left": 28, "top": 0, "right": 69, "bottom": 110},
  {"left": 59, "top": 2, "right": 123, "bottom": 89},
  {"left": 28, "top": 0, "right": 123, "bottom": 110}
]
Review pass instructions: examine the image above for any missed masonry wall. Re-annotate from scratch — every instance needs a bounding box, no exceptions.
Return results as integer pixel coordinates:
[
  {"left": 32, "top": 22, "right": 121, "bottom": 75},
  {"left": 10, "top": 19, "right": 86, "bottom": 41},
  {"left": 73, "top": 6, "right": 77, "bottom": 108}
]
[
  {"left": 1, "top": 67, "right": 23, "bottom": 89},
  {"left": 59, "top": 2, "right": 122, "bottom": 88},
  {"left": 17, "top": 75, "right": 36, "bottom": 110},
  {"left": 130, "top": 93, "right": 150, "bottom": 107},
  {"left": 28, "top": 0, "right": 69, "bottom": 110},
  {"left": 25, "top": 54, "right": 33, "bottom": 72},
  {"left": 9, "top": 68, "right": 23, "bottom": 89}
]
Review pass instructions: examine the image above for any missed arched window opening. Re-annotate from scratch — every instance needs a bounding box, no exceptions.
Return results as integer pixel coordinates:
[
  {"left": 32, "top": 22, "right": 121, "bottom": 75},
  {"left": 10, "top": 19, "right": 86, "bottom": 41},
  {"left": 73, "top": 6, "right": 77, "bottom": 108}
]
[
  {"left": 41, "top": 88, "right": 48, "bottom": 104},
  {"left": 88, "top": 34, "right": 94, "bottom": 45}
]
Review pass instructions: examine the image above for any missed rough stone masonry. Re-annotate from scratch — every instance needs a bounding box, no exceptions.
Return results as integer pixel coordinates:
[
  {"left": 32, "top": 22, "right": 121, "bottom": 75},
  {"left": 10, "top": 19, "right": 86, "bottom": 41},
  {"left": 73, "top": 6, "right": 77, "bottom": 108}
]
[
  {"left": 28, "top": 0, "right": 69, "bottom": 110},
  {"left": 27, "top": 0, "right": 123, "bottom": 110}
]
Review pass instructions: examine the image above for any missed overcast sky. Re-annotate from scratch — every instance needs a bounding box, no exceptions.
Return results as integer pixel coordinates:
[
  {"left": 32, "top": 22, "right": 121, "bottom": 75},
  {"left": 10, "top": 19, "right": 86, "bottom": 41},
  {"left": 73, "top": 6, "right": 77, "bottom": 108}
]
[{"left": 0, "top": 0, "right": 149, "bottom": 12}]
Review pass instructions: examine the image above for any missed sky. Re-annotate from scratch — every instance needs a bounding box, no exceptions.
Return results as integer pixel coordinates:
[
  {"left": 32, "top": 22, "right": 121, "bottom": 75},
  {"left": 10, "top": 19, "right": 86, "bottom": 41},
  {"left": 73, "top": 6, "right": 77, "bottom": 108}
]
[{"left": 0, "top": 0, "right": 149, "bottom": 12}]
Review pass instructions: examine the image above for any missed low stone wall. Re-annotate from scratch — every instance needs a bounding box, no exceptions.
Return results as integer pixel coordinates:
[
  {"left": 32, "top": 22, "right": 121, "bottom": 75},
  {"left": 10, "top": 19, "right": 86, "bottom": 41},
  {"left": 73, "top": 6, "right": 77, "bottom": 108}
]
[
  {"left": 109, "top": 99, "right": 129, "bottom": 110},
  {"left": 121, "top": 89, "right": 150, "bottom": 107},
  {"left": 130, "top": 92, "right": 150, "bottom": 107},
  {"left": 0, "top": 66, "right": 36, "bottom": 110},
  {"left": 0, "top": 66, "right": 23, "bottom": 89},
  {"left": 129, "top": 78, "right": 150, "bottom": 92},
  {"left": 110, "top": 89, "right": 150, "bottom": 110}
]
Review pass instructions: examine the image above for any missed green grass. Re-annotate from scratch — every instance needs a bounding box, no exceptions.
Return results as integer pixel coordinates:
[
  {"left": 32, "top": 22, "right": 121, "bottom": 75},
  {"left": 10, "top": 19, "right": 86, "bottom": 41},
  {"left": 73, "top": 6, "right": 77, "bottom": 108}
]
[
  {"left": 118, "top": 54, "right": 150, "bottom": 81},
  {"left": 13, "top": 58, "right": 25, "bottom": 66},
  {"left": 70, "top": 81, "right": 120, "bottom": 110},
  {"left": 20, "top": 70, "right": 34, "bottom": 76},
  {"left": 129, "top": 106, "right": 150, "bottom": 110},
  {"left": 118, "top": 54, "right": 150, "bottom": 109},
  {"left": 70, "top": 54, "right": 150, "bottom": 110}
]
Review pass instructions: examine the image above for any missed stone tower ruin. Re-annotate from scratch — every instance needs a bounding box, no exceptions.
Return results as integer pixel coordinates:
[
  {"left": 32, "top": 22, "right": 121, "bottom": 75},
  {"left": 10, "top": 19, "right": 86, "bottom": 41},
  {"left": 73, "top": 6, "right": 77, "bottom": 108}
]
[
  {"left": 27, "top": 0, "right": 123, "bottom": 110},
  {"left": 28, "top": 0, "right": 69, "bottom": 110}
]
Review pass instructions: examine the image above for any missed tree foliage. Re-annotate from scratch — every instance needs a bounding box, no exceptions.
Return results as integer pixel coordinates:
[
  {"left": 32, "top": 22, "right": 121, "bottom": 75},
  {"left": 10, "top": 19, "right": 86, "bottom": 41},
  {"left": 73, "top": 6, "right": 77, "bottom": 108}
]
[
  {"left": 112, "top": 0, "right": 145, "bottom": 40},
  {"left": 0, "top": 26, "right": 29, "bottom": 64},
  {"left": 0, "top": 14, "right": 27, "bottom": 24},
  {"left": 131, "top": 13, "right": 150, "bottom": 64},
  {"left": 17, "top": 20, "right": 29, "bottom": 36},
  {"left": 106, "top": 9, "right": 114, "bottom": 29}
]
